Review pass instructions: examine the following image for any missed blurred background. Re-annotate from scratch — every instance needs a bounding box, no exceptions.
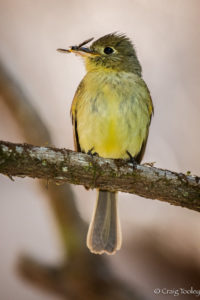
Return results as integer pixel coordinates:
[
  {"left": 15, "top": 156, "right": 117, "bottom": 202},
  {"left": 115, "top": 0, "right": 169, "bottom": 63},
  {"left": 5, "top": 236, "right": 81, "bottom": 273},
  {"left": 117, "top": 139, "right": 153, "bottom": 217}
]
[{"left": 0, "top": 0, "right": 200, "bottom": 299}]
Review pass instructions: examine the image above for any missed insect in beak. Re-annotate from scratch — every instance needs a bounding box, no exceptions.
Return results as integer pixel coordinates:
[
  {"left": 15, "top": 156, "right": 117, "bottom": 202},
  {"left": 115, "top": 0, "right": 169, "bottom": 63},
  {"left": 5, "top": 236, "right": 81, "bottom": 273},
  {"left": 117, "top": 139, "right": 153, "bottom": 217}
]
[{"left": 57, "top": 37, "right": 98, "bottom": 57}]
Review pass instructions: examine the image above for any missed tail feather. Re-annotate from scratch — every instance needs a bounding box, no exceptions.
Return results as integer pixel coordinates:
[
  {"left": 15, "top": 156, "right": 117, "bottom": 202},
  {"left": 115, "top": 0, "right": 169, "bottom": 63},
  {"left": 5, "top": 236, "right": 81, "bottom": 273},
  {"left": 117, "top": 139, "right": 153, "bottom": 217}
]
[{"left": 86, "top": 190, "right": 121, "bottom": 255}]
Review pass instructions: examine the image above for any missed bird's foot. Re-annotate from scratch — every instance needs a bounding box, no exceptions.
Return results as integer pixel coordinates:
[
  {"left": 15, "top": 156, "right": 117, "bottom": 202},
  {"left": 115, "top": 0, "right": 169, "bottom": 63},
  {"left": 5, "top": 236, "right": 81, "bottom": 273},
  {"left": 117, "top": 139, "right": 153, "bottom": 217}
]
[{"left": 87, "top": 147, "right": 99, "bottom": 157}]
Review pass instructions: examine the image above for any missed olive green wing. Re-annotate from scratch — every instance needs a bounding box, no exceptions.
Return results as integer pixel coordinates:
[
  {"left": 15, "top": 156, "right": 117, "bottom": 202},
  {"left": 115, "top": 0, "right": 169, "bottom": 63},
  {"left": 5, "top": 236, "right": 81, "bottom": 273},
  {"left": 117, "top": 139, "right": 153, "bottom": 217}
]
[
  {"left": 70, "top": 81, "right": 84, "bottom": 152},
  {"left": 135, "top": 79, "right": 154, "bottom": 164}
]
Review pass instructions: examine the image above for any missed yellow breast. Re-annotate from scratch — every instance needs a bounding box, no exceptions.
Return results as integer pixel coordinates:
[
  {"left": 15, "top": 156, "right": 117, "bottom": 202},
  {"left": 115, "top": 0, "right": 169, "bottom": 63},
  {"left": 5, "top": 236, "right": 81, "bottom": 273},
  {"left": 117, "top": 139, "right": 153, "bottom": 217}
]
[{"left": 72, "top": 70, "right": 152, "bottom": 159}]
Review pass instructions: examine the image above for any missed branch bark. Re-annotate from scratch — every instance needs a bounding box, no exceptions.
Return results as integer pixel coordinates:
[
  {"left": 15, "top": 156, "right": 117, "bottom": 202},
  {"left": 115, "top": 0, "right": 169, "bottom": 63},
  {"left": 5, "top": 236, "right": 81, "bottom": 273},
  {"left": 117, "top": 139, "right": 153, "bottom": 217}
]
[{"left": 1, "top": 140, "right": 200, "bottom": 212}]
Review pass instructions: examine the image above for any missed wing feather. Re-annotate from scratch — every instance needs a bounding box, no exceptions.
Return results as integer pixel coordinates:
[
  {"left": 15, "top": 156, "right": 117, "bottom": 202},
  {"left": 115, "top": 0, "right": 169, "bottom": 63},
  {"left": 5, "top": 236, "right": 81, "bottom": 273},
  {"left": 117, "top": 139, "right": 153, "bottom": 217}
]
[{"left": 70, "top": 80, "right": 85, "bottom": 152}]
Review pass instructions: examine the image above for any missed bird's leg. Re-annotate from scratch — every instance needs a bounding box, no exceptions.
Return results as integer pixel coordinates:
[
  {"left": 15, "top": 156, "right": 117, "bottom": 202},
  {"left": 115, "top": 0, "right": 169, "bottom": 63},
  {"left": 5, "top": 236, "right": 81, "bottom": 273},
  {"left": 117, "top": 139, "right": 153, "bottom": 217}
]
[{"left": 126, "top": 151, "right": 138, "bottom": 168}]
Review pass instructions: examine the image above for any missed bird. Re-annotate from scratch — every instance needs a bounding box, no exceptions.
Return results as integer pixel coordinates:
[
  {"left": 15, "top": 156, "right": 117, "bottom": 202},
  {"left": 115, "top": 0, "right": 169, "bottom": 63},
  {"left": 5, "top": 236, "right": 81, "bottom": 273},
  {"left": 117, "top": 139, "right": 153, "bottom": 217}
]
[{"left": 57, "top": 33, "right": 153, "bottom": 255}]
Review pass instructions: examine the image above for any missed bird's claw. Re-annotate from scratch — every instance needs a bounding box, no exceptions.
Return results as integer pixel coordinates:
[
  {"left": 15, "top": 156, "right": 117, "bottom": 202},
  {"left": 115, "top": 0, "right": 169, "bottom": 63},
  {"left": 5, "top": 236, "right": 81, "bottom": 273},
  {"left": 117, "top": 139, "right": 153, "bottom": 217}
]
[{"left": 87, "top": 147, "right": 99, "bottom": 157}]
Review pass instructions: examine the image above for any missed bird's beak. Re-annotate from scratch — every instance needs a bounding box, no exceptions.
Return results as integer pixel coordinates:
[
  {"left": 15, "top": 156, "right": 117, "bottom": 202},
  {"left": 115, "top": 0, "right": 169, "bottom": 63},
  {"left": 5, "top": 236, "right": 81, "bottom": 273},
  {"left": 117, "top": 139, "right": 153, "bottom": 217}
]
[{"left": 57, "top": 46, "right": 98, "bottom": 57}]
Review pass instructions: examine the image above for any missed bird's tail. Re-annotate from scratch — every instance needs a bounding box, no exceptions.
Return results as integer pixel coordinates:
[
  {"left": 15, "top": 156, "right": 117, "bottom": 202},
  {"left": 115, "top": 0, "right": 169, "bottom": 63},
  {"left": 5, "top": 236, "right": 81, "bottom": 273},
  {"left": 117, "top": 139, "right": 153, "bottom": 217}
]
[{"left": 86, "top": 190, "right": 121, "bottom": 255}]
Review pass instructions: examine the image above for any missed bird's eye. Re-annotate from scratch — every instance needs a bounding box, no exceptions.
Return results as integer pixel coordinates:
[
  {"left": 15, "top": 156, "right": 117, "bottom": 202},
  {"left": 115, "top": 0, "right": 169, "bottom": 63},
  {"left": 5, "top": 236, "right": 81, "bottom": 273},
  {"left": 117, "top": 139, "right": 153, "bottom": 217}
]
[{"left": 104, "top": 47, "right": 114, "bottom": 54}]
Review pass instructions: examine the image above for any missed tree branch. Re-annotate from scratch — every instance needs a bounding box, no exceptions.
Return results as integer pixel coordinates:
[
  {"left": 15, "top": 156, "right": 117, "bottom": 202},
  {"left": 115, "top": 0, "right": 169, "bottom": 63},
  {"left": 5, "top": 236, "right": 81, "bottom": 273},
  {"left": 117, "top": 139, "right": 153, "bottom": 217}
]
[
  {"left": 17, "top": 255, "right": 145, "bottom": 300},
  {"left": 1, "top": 140, "right": 199, "bottom": 212}
]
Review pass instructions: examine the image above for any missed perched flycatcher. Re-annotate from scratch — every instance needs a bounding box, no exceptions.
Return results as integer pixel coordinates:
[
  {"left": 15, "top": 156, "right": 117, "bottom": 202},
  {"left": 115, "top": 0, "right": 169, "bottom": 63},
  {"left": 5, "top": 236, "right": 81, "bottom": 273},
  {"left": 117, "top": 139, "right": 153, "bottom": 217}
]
[{"left": 58, "top": 33, "right": 153, "bottom": 255}]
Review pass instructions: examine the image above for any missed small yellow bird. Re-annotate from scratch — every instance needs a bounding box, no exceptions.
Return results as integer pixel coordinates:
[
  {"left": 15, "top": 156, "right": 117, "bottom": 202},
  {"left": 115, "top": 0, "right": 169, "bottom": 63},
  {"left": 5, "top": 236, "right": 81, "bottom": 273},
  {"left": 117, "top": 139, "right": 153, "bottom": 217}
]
[{"left": 58, "top": 33, "right": 153, "bottom": 255}]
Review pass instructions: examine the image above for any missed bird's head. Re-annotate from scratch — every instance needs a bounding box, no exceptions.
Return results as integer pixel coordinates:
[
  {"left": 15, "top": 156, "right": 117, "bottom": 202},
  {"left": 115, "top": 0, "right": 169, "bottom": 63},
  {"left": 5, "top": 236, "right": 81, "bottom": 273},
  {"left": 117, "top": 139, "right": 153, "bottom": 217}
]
[{"left": 58, "top": 33, "right": 142, "bottom": 76}]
